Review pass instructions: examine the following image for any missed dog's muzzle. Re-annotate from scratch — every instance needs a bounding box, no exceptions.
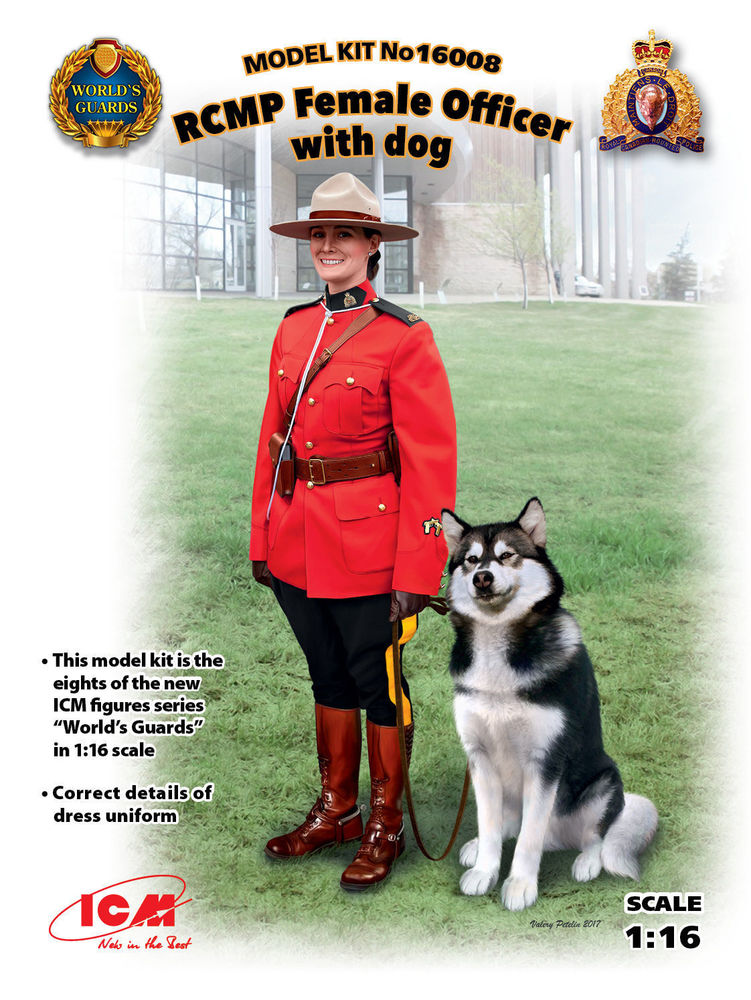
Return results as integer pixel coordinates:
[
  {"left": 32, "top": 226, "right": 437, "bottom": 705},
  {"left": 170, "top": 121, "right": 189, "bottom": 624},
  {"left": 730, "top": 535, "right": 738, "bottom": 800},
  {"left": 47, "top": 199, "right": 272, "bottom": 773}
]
[
  {"left": 473, "top": 571, "right": 494, "bottom": 592},
  {"left": 471, "top": 572, "right": 513, "bottom": 603}
]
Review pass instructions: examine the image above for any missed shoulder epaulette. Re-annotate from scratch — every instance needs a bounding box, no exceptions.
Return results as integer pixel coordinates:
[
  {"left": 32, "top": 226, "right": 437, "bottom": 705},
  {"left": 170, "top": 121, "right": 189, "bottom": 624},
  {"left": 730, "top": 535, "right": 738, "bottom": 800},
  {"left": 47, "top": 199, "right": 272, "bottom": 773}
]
[
  {"left": 371, "top": 298, "right": 422, "bottom": 326},
  {"left": 283, "top": 296, "right": 324, "bottom": 319}
]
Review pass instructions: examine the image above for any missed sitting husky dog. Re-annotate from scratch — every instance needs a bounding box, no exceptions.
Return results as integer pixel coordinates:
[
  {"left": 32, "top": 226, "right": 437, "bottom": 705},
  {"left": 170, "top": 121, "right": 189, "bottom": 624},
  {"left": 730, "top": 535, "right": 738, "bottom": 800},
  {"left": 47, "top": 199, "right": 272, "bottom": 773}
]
[{"left": 441, "top": 499, "right": 657, "bottom": 911}]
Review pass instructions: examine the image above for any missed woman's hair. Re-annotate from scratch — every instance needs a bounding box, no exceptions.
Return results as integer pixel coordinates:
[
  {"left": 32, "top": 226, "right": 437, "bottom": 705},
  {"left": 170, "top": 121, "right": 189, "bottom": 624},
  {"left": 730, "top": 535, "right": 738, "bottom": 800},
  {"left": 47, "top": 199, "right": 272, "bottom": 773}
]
[{"left": 362, "top": 227, "right": 382, "bottom": 280}]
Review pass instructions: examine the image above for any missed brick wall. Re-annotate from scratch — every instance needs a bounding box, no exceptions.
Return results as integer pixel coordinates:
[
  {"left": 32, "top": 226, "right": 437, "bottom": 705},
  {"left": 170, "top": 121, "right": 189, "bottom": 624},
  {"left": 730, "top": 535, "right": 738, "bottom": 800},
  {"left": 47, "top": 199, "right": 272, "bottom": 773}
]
[{"left": 413, "top": 202, "right": 548, "bottom": 298}]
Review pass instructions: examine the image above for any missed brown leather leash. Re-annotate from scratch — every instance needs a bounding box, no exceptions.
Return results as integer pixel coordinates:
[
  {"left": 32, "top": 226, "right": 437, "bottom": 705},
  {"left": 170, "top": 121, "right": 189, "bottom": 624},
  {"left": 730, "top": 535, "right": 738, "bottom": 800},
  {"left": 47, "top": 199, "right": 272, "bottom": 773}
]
[{"left": 392, "top": 598, "right": 471, "bottom": 861}]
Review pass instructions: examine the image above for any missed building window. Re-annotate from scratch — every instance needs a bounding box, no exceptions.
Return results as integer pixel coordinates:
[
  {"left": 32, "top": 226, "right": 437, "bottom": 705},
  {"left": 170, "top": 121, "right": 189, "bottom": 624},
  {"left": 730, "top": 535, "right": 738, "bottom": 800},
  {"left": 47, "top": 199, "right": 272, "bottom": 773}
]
[
  {"left": 382, "top": 176, "right": 412, "bottom": 295},
  {"left": 123, "top": 138, "right": 255, "bottom": 292}
]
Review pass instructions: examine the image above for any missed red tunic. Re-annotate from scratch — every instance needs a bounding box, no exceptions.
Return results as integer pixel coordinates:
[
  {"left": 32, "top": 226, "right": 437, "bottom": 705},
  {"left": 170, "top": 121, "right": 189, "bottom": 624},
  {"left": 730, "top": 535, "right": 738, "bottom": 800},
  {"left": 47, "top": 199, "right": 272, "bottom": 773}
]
[{"left": 249, "top": 280, "right": 457, "bottom": 599}]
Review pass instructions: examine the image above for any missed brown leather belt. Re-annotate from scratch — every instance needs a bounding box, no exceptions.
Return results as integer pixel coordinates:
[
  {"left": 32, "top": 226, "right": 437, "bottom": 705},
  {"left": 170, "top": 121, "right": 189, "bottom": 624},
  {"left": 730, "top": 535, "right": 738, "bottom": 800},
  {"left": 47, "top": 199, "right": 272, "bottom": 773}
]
[{"left": 294, "top": 447, "right": 393, "bottom": 486}]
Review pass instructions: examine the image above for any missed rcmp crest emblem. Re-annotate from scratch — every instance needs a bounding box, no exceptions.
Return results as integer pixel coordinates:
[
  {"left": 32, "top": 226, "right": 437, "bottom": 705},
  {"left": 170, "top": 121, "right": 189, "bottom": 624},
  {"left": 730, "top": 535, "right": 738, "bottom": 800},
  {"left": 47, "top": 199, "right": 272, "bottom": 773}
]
[
  {"left": 600, "top": 30, "right": 704, "bottom": 153},
  {"left": 50, "top": 38, "right": 161, "bottom": 148}
]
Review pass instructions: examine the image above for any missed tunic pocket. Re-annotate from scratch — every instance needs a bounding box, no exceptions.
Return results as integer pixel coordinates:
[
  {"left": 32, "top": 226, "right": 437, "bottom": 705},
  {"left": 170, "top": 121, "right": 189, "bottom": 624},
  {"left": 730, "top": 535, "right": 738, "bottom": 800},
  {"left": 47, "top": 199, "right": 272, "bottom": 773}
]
[
  {"left": 267, "top": 493, "right": 292, "bottom": 551},
  {"left": 275, "top": 354, "right": 305, "bottom": 412},
  {"left": 333, "top": 476, "right": 400, "bottom": 574},
  {"left": 320, "top": 364, "right": 384, "bottom": 437}
]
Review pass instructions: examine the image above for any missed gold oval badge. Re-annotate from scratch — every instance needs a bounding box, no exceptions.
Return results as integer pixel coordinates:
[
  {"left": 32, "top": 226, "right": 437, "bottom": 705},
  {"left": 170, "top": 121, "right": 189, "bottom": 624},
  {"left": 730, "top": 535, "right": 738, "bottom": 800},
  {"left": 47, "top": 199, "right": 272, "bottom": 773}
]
[
  {"left": 599, "top": 29, "right": 704, "bottom": 154},
  {"left": 50, "top": 38, "right": 161, "bottom": 149}
]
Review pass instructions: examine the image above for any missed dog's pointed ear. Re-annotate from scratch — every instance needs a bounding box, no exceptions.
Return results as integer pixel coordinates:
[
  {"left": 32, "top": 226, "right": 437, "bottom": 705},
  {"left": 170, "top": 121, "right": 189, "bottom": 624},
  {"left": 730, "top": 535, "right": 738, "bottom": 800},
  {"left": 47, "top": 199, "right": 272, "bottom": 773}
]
[
  {"left": 441, "top": 509, "right": 470, "bottom": 556},
  {"left": 517, "top": 498, "right": 546, "bottom": 548}
]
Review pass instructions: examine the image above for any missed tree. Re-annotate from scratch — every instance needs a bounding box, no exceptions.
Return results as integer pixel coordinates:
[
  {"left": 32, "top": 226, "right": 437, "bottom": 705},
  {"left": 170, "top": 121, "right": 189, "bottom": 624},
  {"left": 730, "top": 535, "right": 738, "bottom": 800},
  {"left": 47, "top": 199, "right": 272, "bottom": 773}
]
[
  {"left": 473, "top": 161, "right": 544, "bottom": 310},
  {"left": 548, "top": 188, "right": 574, "bottom": 302},
  {"left": 659, "top": 226, "right": 698, "bottom": 301}
]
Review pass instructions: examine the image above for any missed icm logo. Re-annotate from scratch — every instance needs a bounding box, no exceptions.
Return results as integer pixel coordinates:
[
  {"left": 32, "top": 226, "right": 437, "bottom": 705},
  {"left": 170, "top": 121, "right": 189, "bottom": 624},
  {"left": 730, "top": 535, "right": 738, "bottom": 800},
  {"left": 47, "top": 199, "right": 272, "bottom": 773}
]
[{"left": 49, "top": 875, "right": 191, "bottom": 941}]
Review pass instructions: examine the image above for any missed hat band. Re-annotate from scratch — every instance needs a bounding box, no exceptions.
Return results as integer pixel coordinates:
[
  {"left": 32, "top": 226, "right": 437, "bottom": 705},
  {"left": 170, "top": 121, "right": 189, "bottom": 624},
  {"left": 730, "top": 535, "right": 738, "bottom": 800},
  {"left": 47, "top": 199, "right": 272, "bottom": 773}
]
[{"left": 308, "top": 210, "right": 382, "bottom": 223}]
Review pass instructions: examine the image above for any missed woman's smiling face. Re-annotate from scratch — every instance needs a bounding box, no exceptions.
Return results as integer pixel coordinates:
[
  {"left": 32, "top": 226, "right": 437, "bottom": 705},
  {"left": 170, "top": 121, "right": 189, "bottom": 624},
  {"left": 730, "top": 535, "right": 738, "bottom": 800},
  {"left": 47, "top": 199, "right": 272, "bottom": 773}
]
[{"left": 309, "top": 225, "right": 380, "bottom": 294}]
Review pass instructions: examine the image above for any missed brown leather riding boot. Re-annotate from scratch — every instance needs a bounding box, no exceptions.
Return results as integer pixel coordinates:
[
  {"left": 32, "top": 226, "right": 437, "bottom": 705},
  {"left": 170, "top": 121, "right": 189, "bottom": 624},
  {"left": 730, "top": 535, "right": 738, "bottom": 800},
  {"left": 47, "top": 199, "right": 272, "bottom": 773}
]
[
  {"left": 339, "top": 719, "right": 413, "bottom": 891},
  {"left": 265, "top": 704, "right": 363, "bottom": 860}
]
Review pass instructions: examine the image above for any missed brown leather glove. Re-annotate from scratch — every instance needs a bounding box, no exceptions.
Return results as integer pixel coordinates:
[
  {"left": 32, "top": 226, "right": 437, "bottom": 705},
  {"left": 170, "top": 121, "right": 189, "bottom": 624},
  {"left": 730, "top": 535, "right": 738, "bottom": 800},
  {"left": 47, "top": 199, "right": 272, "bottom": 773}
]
[
  {"left": 389, "top": 591, "right": 431, "bottom": 622},
  {"left": 252, "top": 560, "right": 273, "bottom": 589}
]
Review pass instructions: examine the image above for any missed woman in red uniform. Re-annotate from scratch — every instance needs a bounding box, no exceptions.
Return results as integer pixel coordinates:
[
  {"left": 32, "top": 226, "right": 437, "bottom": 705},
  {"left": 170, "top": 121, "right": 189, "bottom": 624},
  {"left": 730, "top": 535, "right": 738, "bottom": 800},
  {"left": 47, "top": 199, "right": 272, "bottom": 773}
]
[{"left": 250, "top": 173, "right": 456, "bottom": 890}]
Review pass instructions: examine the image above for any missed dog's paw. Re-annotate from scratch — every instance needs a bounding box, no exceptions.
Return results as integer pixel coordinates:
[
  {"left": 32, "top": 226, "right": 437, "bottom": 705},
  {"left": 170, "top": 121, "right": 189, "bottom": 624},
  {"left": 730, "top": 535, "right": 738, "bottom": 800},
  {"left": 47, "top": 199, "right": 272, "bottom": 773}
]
[
  {"left": 458, "top": 838, "right": 479, "bottom": 868},
  {"left": 572, "top": 848, "right": 602, "bottom": 883},
  {"left": 459, "top": 866, "right": 499, "bottom": 896},
  {"left": 501, "top": 875, "right": 538, "bottom": 911}
]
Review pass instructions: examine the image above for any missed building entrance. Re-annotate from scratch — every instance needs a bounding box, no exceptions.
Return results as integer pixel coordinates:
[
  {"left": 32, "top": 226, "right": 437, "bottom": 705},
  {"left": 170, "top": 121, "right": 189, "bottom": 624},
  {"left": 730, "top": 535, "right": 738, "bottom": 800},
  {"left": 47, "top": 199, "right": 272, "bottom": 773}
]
[{"left": 225, "top": 219, "right": 247, "bottom": 291}]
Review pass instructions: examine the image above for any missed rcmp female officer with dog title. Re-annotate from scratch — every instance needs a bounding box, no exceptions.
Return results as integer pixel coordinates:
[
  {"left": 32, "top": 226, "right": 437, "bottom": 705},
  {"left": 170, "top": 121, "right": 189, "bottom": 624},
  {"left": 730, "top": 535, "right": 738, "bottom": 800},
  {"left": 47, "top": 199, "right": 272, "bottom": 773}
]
[{"left": 250, "top": 172, "right": 456, "bottom": 890}]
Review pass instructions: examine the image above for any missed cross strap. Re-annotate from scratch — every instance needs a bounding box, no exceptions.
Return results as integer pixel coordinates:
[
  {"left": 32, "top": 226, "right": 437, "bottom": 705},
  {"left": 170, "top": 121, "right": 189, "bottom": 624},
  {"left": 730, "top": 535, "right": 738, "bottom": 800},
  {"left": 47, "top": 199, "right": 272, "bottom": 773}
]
[{"left": 283, "top": 305, "right": 378, "bottom": 428}]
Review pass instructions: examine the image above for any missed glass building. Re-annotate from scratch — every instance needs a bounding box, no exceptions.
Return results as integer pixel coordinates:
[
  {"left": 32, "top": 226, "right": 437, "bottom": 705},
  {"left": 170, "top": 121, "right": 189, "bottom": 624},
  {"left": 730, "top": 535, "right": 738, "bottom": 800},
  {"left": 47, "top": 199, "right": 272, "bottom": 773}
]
[
  {"left": 122, "top": 104, "right": 647, "bottom": 300},
  {"left": 123, "top": 136, "right": 416, "bottom": 295},
  {"left": 123, "top": 138, "right": 256, "bottom": 292}
]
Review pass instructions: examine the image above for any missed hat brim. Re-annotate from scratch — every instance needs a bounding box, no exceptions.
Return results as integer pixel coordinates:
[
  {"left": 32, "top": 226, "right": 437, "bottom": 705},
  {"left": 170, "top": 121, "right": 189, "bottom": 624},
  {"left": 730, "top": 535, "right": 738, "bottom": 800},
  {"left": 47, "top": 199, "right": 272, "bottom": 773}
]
[{"left": 269, "top": 217, "right": 419, "bottom": 241}]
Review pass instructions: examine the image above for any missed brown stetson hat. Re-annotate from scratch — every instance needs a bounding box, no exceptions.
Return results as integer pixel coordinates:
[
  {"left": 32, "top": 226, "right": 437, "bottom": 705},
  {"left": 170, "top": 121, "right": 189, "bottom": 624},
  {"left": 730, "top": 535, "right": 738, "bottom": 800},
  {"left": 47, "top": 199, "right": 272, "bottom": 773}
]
[{"left": 269, "top": 172, "right": 419, "bottom": 242}]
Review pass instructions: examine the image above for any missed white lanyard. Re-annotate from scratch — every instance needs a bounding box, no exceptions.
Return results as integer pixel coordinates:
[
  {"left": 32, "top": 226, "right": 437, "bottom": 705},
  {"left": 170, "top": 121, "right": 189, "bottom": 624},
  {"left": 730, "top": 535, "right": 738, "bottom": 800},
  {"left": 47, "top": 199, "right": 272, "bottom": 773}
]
[{"left": 265, "top": 300, "right": 372, "bottom": 520}]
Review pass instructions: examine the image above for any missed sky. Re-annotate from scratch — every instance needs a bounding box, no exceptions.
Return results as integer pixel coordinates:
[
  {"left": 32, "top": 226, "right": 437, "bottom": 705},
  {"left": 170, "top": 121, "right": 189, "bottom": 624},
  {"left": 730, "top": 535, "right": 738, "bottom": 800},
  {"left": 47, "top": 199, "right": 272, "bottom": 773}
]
[{"left": 643, "top": 153, "right": 727, "bottom": 274}]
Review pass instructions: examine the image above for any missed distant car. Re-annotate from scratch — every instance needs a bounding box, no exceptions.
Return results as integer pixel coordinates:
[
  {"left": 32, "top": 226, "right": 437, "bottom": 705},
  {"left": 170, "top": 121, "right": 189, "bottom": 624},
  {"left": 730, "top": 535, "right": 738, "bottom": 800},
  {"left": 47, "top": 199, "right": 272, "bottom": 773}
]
[{"left": 574, "top": 275, "right": 604, "bottom": 297}]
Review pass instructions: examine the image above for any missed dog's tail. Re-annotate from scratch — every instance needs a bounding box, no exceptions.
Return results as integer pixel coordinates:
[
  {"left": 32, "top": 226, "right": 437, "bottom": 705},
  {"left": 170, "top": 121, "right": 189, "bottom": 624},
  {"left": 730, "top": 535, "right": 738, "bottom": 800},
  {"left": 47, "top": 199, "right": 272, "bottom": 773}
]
[{"left": 601, "top": 793, "right": 658, "bottom": 880}]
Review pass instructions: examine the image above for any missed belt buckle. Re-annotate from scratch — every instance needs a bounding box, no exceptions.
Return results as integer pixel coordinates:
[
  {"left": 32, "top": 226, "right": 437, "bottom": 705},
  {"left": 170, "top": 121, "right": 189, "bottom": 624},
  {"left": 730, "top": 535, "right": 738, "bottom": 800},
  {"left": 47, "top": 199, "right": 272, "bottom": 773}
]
[{"left": 308, "top": 457, "right": 327, "bottom": 485}]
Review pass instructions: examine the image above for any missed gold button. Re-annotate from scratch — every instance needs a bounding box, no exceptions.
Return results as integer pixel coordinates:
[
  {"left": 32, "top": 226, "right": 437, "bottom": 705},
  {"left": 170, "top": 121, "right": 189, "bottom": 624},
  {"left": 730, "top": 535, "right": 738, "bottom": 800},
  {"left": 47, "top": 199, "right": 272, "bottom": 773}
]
[
  {"left": 378, "top": 503, "right": 386, "bottom": 511},
  {"left": 308, "top": 397, "right": 315, "bottom": 406},
  {"left": 277, "top": 369, "right": 284, "bottom": 376},
  {"left": 346, "top": 376, "right": 355, "bottom": 385},
  {"left": 305, "top": 441, "right": 313, "bottom": 450},
  {"left": 307, "top": 481, "right": 314, "bottom": 490},
  {"left": 327, "top": 317, "right": 334, "bottom": 326}
]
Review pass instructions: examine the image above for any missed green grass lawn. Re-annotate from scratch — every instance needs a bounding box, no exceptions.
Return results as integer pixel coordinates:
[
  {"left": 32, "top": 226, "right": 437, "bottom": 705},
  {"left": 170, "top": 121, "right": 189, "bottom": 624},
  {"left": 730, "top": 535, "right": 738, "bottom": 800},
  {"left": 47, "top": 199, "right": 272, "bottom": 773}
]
[{"left": 134, "top": 296, "right": 715, "bottom": 960}]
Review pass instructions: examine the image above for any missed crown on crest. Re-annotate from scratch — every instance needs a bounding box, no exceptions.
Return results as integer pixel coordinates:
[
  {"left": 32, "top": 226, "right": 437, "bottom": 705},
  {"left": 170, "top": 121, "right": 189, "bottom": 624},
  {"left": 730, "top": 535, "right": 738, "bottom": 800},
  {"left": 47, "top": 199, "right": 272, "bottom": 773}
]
[{"left": 632, "top": 29, "right": 672, "bottom": 69}]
